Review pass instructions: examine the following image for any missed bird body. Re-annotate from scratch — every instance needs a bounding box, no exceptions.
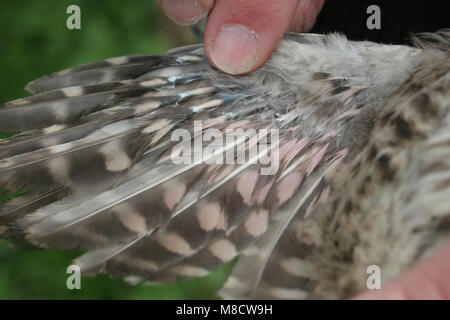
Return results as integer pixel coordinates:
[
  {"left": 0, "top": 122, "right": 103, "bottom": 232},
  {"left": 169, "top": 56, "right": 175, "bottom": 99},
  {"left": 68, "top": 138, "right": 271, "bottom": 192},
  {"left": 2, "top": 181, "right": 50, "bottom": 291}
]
[{"left": 0, "top": 31, "right": 449, "bottom": 299}]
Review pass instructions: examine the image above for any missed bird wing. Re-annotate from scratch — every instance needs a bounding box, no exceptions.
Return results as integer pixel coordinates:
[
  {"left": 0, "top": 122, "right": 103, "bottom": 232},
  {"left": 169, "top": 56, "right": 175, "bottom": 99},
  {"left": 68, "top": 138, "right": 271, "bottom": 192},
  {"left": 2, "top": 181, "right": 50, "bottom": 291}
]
[{"left": 0, "top": 33, "right": 427, "bottom": 298}]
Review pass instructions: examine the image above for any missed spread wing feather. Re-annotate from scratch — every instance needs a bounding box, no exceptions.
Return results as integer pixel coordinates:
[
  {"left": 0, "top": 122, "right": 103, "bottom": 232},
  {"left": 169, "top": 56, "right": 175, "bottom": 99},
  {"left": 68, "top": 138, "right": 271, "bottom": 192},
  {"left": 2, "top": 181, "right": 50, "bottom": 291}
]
[{"left": 0, "top": 33, "right": 427, "bottom": 298}]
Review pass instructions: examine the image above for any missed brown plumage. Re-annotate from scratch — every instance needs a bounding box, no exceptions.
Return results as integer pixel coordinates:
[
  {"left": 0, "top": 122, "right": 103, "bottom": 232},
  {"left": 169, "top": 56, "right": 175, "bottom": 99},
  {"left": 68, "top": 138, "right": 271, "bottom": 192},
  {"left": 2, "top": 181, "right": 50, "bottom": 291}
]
[{"left": 0, "top": 30, "right": 449, "bottom": 299}]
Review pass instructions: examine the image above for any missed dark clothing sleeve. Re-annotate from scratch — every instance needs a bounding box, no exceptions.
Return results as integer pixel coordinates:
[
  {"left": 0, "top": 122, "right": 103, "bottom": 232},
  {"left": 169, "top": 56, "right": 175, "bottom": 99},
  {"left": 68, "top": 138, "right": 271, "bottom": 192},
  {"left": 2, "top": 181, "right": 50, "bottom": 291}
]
[{"left": 310, "top": 0, "right": 450, "bottom": 45}]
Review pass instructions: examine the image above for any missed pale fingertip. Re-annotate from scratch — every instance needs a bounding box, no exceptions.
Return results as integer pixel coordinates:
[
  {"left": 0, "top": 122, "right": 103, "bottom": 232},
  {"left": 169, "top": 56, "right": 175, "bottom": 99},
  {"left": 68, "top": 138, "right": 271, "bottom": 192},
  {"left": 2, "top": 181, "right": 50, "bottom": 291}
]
[
  {"left": 161, "top": 0, "right": 209, "bottom": 26},
  {"left": 207, "top": 24, "right": 258, "bottom": 75}
]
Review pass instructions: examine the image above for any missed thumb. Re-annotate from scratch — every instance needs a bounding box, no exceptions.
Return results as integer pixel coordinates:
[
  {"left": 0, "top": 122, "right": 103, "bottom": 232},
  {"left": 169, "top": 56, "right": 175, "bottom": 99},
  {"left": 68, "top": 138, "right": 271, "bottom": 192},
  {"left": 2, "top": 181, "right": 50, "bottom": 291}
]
[{"left": 204, "top": 0, "right": 299, "bottom": 75}]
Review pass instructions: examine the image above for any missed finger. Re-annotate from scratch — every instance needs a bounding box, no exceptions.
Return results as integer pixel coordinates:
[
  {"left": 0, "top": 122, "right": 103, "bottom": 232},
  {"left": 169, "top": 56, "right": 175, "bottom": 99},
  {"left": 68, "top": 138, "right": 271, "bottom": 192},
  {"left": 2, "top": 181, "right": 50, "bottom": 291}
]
[
  {"left": 157, "top": 0, "right": 214, "bottom": 26},
  {"left": 204, "top": 0, "right": 299, "bottom": 75},
  {"left": 289, "top": 0, "right": 325, "bottom": 32},
  {"left": 354, "top": 240, "right": 450, "bottom": 299}
]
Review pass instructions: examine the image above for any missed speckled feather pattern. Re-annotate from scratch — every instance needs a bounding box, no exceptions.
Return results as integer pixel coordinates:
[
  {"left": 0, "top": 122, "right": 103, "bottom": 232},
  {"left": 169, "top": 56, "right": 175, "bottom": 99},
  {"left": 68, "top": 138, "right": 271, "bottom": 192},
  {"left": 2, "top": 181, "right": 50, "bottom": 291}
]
[{"left": 0, "top": 31, "right": 449, "bottom": 299}]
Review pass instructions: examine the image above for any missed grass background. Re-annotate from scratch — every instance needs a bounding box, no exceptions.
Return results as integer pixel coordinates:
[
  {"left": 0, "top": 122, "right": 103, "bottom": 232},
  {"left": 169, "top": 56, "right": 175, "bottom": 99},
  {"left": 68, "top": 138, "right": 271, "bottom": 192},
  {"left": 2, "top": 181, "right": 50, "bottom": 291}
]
[{"left": 0, "top": 0, "right": 231, "bottom": 299}]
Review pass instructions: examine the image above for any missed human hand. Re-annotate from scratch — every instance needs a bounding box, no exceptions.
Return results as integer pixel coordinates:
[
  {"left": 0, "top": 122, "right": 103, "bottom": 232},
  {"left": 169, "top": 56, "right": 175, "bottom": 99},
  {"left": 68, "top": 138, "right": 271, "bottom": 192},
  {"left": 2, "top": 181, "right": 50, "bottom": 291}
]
[
  {"left": 354, "top": 240, "right": 450, "bottom": 299},
  {"left": 156, "top": 0, "right": 325, "bottom": 74}
]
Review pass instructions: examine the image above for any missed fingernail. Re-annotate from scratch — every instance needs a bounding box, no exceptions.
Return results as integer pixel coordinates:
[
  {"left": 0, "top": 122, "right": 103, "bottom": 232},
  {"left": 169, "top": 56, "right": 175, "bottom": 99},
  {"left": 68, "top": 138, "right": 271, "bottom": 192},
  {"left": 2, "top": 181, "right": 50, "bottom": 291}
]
[
  {"left": 161, "top": 0, "right": 208, "bottom": 26},
  {"left": 208, "top": 24, "right": 258, "bottom": 75}
]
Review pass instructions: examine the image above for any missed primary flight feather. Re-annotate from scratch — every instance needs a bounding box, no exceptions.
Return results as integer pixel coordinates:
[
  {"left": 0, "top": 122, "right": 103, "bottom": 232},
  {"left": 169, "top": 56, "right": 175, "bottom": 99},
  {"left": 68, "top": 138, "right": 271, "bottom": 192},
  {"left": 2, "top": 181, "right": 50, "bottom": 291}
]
[{"left": 0, "top": 30, "right": 449, "bottom": 299}]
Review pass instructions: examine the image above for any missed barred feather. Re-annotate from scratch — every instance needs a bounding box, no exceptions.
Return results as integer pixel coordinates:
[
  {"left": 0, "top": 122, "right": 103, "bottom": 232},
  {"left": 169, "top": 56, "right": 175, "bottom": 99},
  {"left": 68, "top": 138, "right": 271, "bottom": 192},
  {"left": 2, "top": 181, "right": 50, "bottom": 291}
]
[{"left": 1, "top": 31, "right": 449, "bottom": 299}]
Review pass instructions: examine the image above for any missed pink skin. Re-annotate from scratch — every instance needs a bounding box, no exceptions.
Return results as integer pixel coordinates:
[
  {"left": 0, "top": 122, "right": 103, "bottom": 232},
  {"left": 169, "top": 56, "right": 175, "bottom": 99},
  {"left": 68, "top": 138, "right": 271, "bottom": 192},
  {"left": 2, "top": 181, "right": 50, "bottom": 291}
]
[
  {"left": 354, "top": 240, "right": 450, "bottom": 300},
  {"left": 156, "top": 0, "right": 450, "bottom": 299},
  {"left": 157, "top": 0, "right": 325, "bottom": 74}
]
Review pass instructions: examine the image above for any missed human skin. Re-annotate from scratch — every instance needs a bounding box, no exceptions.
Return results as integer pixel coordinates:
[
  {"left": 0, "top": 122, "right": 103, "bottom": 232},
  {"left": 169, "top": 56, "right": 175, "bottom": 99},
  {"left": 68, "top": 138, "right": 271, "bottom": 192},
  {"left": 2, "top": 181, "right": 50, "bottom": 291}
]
[
  {"left": 353, "top": 241, "right": 450, "bottom": 300},
  {"left": 156, "top": 0, "right": 325, "bottom": 75},
  {"left": 156, "top": 0, "right": 450, "bottom": 300}
]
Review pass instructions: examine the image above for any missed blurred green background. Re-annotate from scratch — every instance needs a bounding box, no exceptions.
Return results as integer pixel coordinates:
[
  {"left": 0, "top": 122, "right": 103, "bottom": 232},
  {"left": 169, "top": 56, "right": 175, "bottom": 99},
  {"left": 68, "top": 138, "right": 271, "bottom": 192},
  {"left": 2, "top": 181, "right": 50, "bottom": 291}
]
[{"left": 0, "top": 0, "right": 231, "bottom": 299}]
